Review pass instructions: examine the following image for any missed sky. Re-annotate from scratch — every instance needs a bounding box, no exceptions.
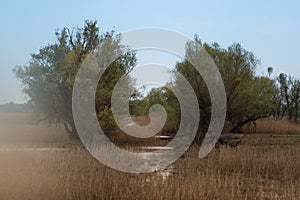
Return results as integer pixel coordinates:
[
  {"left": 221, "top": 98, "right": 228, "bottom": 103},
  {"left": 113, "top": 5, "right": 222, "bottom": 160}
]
[{"left": 0, "top": 0, "right": 299, "bottom": 103}]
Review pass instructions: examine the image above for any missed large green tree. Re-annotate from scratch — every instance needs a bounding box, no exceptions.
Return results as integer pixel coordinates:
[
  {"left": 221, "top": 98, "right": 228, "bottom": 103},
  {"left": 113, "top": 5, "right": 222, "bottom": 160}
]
[
  {"left": 151, "top": 37, "right": 277, "bottom": 137},
  {"left": 186, "top": 38, "right": 276, "bottom": 133},
  {"left": 14, "top": 20, "right": 136, "bottom": 139}
]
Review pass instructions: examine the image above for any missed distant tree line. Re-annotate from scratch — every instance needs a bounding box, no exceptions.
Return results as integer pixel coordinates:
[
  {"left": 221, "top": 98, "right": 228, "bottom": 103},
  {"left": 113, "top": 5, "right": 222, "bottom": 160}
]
[{"left": 0, "top": 102, "right": 32, "bottom": 113}]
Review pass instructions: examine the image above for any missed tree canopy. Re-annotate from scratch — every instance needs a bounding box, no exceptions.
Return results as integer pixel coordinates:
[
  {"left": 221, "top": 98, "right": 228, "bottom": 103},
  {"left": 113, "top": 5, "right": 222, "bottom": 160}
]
[
  {"left": 14, "top": 20, "right": 136, "bottom": 139},
  {"left": 144, "top": 37, "right": 279, "bottom": 138}
]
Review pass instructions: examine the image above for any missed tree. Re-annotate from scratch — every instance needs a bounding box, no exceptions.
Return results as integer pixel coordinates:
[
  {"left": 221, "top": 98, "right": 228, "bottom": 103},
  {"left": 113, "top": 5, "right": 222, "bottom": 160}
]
[
  {"left": 142, "top": 38, "right": 279, "bottom": 136},
  {"left": 275, "top": 73, "right": 300, "bottom": 123},
  {"left": 291, "top": 80, "right": 300, "bottom": 123},
  {"left": 14, "top": 20, "right": 136, "bottom": 139},
  {"left": 277, "top": 73, "right": 293, "bottom": 119},
  {"left": 267, "top": 66, "right": 274, "bottom": 77},
  {"left": 228, "top": 76, "right": 276, "bottom": 132},
  {"left": 173, "top": 36, "right": 276, "bottom": 135}
]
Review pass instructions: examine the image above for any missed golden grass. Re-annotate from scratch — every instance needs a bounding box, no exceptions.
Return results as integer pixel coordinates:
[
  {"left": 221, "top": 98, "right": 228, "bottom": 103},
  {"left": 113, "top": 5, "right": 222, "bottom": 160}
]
[
  {"left": 0, "top": 146, "right": 299, "bottom": 199},
  {"left": 0, "top": 113, "right": 300, "bottom": 199},
  {"left": 244, "top": 117, "right": 300, "bottom": 135},
  {"left": 0, "top": 113, "right": 69, "bottom": 148}
]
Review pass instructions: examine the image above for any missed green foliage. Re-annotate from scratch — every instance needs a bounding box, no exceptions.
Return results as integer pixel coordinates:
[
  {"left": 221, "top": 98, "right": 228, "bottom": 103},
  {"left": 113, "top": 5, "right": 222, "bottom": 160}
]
[
  {"left": 147, "top": 37, "right": 277, "bottom": 136},
  {"left": 229, "top": 76, "right": 276, "bottom": 132},
  {"left": 129, "top": 91, "right": 150, "bottom": 116},
  {"left": 14, "top": 20, "right": 136, "bottom": 139},
  {"left": 146, "top": 86, "right": 180, "bottom": 131},
  {"left": 176, "top": 37, "right": 274, "bottom": 133}
]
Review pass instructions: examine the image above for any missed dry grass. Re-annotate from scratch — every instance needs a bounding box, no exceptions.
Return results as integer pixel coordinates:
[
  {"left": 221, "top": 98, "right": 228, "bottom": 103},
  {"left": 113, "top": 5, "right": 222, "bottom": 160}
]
[
  {"left": 0, "top": 113, "right": 300, "bottom": 199},
  {"left": 0, "top": 146, "right": 299, "bottom": 200},
  {"left": 244, "top": 117, "right": 300, "bottom": 135},
  {"left": 0, "top": 113, "right": 69, "bottom": 148}
]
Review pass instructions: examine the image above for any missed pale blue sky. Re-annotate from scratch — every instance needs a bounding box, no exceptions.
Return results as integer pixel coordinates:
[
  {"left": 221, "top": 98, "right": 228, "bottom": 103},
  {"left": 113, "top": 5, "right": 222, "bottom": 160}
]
[{"left": 0, "top": 0, "right": 299, "bottom": 103}]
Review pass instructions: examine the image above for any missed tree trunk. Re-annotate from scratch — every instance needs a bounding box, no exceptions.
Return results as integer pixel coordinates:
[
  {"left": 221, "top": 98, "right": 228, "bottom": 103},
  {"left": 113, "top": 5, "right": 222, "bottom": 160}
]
[
  {"left": 230, "top": 115, "right": 267, "bottom": 133},
  {"left": 230, "top": 125, "right": 243, "bottom": 133},
  {"left": 63, "top": 121, "right": 80, "bottom": 140}
]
